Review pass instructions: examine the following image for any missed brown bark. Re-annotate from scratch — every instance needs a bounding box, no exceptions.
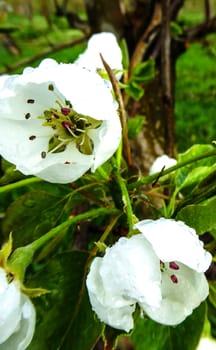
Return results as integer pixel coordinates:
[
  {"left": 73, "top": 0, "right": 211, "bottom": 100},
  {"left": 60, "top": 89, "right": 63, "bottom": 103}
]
[{"left": 84, "top": 0, "right": 182, "bottom": 172}]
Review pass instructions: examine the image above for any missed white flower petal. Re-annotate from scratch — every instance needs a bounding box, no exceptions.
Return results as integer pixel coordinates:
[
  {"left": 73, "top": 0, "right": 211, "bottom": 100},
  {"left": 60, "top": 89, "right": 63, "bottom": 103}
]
[
  {"left": 0, "top": 75, "right": 9, "bottom": 90},
  {"left": 87, "top": 258, "right": 135, "bottom": 332},
  {"left": 143, "top": 263, "right": 209, "bottom": 325},
  {"left": 0, "top": 268, "right": 35, "bottom": 348},
  {"left": 135, "top": 218, "right": 212, "bottom": 272},
  {"left": 149, "top": 154, "right": 177, "bottom": 175},
  {"left": 87, "top": 235, "right": 162, "bottom": 332},
  {"left": 1, "top": 295, "right": 36, "bottom": 350},
  {"left": 0, "top": 270, "right": 21, "bottom": 344},
  {"left": 90, "top": 119, "right": 121, "bottom": 171},
  {"left": 197, "top": 337, "right": 216, "bottom": 350},
  {"left": 75, "top": 32, "right": 122, "bottom": 78}
]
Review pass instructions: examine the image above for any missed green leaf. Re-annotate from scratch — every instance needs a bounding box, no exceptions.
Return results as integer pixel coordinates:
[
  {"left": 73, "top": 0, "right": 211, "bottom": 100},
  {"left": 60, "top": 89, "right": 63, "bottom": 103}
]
[
  {"left": 0, "top": 159, "right": 25, "bottom": 185},
  {"left": 59, "top": 290, "right": 103, "bottom": 350},
  {"left": 131, "top": 302, "right": 206, "bottom": 350},
  {"left": 175, "top": 196, "right": 216, "bottom": 234},
  {"left": 171, "top": 22, "right": 183, "bottom": 36},
  {"left": 27, "top": 251, "right": 103, "bottom": 350},
  {"left": 209, "top": 282, "right": 216, "bottom": 309},
  {"left": 132, "top": 59, "right": 155, "bottom": 83},
  {"left": 175, "top": 144, "right": 216, "bottom": 193},
  {"left": 127, "top": 115, "right": 146, "bottom": 139},
  {"left": 120, "top": 38, "right": 129, "bottom": 70},
  {"left": 125, "top": 81, "right": 144, "bottom": 100},
  {"left": 2, "top": 191, "right": 68, "bottom": 248}
]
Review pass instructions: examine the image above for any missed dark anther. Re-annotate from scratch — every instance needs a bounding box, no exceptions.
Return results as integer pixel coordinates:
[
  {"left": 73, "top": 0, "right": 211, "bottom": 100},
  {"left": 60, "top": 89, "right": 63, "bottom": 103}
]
[
  {"left": 48, "top": 84, "right": 54, "bottom": 91},
  {"left": 25, "top": 112, "right": 31, "bottom": 119},
  {"left": 29, "top": 135, "right": 36, "bottom": 141},
  {"left": 7, "top": 271, "right": 14, "bottom": 283},
  {"left": 41, "top": 151, "right": 47, "bottom": 159},
  {"left": 27, "top": 99, "right": 35, "bottom": 104},
  {"left": 170, "top": 274, "right": 178, "bottom": 284},
  {"left": 61, "top": 107, "right": 70, "bottom": 116},
  {"left": 169, "top": 261, "right": 180, "bottom": 270}
]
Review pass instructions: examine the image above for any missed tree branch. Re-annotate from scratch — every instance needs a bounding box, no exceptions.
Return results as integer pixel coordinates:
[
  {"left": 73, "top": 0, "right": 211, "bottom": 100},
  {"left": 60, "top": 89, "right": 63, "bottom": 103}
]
[
  {"left": 0, "top": 35, "right": 87, "bottom": 74},
  {"left": 161, "top": 0, "right": 176, "bottom": 157}
]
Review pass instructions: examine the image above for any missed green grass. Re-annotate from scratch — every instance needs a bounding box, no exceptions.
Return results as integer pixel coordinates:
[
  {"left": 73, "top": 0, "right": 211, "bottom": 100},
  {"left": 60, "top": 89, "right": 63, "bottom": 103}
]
[
  {"left": 175, "top": 35, "right": 216, "bottom": 152},
  {"left": 0, "top": 13, "right": 85, "bottom": 73}
]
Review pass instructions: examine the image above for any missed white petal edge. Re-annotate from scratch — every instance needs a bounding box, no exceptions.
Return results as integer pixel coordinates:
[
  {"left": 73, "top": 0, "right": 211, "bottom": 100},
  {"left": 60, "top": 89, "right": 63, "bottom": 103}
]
[
  {"left": 134, "top": 218, "right": 212, "bottom": 272},
  {"left": 1, "top": 295, "right": 36, "bottom": 350}
]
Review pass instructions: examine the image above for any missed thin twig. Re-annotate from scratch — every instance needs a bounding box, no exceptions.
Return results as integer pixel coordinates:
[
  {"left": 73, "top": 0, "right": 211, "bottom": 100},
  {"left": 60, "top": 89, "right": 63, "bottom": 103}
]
[
  {"left": 204, "top": 0, "right": 211, "bottom": 24},
  {"left": 129, "top": 2, "right": 162, "bottom": 75},
  {"left": 100, "top": 53, "right": 132, "bottom": 167},
  {"left": 161, "top": 0, "right": 176, "bottom": 157}
]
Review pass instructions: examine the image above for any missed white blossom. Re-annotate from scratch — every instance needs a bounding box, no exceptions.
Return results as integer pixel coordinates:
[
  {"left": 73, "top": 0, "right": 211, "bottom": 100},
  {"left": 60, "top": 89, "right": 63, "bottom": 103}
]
[
  {"left": 0, "top": 74, "right": 9, "bottom": 90},
  {"left": 0, "top": 267, "right": 35, "bottom": 349},
  {"left": 0, "top": 59, "right": 121, "bottom": 183},
  {"left": 75, "top": 32, "right": 123, "bottom": 80},
  {"left": 149, "top": 154, "right": 177, "bottom": 175},
  {"left": 86, "top": 218, "right": 211, "bottom": 331},
  {"left": 196, "top": 337, "right": 216, "bottom": 350}
]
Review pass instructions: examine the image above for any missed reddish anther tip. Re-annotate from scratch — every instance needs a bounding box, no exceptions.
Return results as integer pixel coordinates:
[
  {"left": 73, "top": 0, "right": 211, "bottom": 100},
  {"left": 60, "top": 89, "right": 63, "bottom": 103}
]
[
  {"left": 170, "top": 274, "right": 178, "bottom": 284},
  {"left": 61, "top": 107, "right": 71, "bottom": 116},
  {"left": 62, "top": 121, "right": 71, "bottom": 128},
  {"left": 169, "top": 261, "right": 180, "bottom": 270}
]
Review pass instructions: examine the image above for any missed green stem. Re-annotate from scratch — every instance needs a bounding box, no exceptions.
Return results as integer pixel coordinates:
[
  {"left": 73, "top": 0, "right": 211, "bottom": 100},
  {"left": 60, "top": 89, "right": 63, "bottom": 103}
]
[
  {"left": 128, "top": 148, "right": 216, "bottom": 190},
  {"left": 0, "top": 177, "right": 43, "bottom": 194},
  {"left": 111, "top": 158, "right": 134, "bottom": 234},
  {"left": 29, "top": 207, "right": 119, "bottom": 252},
  {"left": 8, "top": 207, "right": 120, "bottom": 280},
  {"left": 115, "top": 138, "right": 123, "bottom": 169}
]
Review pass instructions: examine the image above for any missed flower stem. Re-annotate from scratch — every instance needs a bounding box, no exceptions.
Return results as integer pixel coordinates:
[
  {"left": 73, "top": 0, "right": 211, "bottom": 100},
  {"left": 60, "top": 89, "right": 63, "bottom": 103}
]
[
  {"left": 0, "top": 177, "right": 43, "bottom": 194},
  {"left": 30, "top": 208, "right": 119, "bottom": 252},
  {"left": 110, "top": 158, "right": 134, "bottom": 235},
  {"left": 8, "top": 207, "right": 120, "bottom": 281},
  {"left": 89, "top": 214, "right": 121, "bottom": 259},
  {"left": 128, "top": 148, "right": 216, "bottom": 190}
]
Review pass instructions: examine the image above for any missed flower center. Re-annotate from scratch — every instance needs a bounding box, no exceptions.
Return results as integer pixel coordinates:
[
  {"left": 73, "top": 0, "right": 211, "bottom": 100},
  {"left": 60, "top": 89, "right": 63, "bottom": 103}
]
[
  {"left": 160, "top": 261, "right": 180, "bottom": 284},
  {"left": 29, "top": 84, "right": 102, "bottom": 158}
]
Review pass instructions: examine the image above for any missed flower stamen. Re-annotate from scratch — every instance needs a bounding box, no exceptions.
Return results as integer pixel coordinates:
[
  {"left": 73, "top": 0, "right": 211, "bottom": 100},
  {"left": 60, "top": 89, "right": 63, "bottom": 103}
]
[
  {"left": 170, "top": 274, "right": 178, "bottom": 284},
  {"left": 37, "top": 84, "right": 103, "bottom": 156}
]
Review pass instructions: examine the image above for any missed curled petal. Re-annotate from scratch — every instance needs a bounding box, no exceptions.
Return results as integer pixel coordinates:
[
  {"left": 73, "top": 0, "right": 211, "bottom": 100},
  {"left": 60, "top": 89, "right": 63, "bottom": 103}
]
[
  {"left": 0, "top": 272, "right": 21, "bottom": 344},
  {"left": 87, "top": 235, "right": 162, "bottom": 332},
  {"left": 134, "top": 218, "right": 212, "bottom": 272},
  {"left": 87, "top": 258, "right": 135, "bottom": 332},
  {"left": 1, "top": 295, "right": 36, "bottom": 350}
]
